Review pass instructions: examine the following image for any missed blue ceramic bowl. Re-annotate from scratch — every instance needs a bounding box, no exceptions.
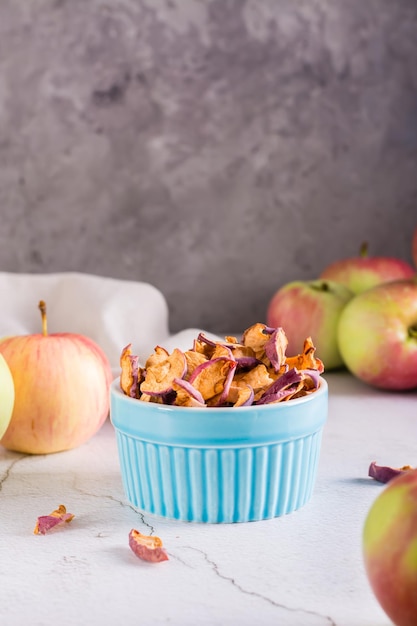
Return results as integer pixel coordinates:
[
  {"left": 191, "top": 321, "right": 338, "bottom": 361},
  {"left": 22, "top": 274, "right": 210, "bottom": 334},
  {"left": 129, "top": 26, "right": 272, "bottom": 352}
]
[{"left": 110, "top": 377, "right": 328, "bottom": 523}]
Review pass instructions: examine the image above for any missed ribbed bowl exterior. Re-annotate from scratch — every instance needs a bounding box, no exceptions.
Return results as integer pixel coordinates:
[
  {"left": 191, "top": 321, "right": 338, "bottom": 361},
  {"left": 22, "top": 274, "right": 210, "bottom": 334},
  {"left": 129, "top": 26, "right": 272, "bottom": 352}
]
[
  {"left": 115, "top": 430, "right": 323, "bottom": 523},
  {"left": 110, "top": 378, "right": 328, "bottom": 523}
]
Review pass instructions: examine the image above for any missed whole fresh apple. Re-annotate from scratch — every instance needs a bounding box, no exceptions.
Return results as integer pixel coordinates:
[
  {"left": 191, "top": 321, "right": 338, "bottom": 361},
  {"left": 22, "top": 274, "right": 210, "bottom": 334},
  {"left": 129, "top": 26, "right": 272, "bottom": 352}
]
[
  {"left": 0, "top": 301, "right": 113, "bottom": 454},
  {"left": 363, "top": 468, "right": 417, "bottom": 626},
  {"left": 337, "top": 279, "right": 417, "bottom": 390},
  {"left": 266, "top": 279, "right": 354, "bottom": 370},
  {"left": 320, "top": 242, "right": 415, "bottom": 294},
  {"left": 0, "top": 354, "right": 14, "bottom": 440}
]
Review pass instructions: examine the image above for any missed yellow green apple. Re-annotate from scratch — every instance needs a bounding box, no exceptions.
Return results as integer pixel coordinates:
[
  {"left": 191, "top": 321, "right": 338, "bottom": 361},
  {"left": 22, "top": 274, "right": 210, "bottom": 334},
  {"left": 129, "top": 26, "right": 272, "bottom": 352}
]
[
  {"left": 320, "top": 242, "right": 415, "bottom": 294},
  {"left": 363, "top": 468, "right": 417, "bottom": 626},
  {"left": 0, "top": 301, "right": 113, "bottom": 454},
  {"left": 266, "top": 279, "right": 354, "bottom": 370},
  {"left": 337, "top": 278, "right": 417, "bottom": 390},
  {"left": 0, "top": 354, "right": 14, "bottom": 440}
]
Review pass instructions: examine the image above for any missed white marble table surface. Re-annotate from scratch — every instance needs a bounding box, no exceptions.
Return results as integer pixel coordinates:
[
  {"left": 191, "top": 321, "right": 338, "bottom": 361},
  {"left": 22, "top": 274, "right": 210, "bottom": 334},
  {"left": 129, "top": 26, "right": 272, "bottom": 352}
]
[{"left": 1, "top": 371, "right": 416, "bottom": 626}]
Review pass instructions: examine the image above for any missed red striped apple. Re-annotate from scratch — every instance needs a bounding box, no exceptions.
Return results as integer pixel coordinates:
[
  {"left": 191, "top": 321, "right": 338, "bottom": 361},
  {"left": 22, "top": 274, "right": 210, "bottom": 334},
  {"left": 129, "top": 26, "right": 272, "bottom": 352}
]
[
  {"left": 363, "top": 468, "right": 417, "bottom": 626},
  {"left": 0, "top": 301, "right": 113, "bottom": 454},
  {"left": 0, "top": 354, "right": 14, "bottom": 439},
  {"left": 320, "top": 242, "right": 415, "bottom": 294},
  {"left": 337, "top": 278, "right": 417, "bottom": 390},
  {"left": 266, "top": 279, "right": 353, "bottom": 370}
]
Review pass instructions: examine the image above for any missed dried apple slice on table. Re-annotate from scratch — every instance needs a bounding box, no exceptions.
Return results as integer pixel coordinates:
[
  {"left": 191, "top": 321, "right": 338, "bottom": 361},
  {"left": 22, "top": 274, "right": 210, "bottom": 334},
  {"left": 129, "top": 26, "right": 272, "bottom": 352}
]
[
  {"left": 34, "top": 504, "right": 75, "bottom": 535},
  {"left": 129, "top": 529, "right": 169, "bottom": 563},
  {"left": 368, "top": 461, "right": 414, "bottom": 484}
]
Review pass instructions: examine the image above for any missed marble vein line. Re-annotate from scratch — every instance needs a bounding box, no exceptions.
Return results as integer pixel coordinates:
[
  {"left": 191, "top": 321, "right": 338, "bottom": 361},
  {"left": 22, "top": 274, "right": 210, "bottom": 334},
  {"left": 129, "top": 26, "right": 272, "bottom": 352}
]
[
  {"left": 181, "top": 546, "right": 338, "bottom": 626},
  {"left": 70, "top": 476, "right": 156, "bottom": 535},
  {"left": 0, "top": 455, "right": 25, "bottom": 492}
]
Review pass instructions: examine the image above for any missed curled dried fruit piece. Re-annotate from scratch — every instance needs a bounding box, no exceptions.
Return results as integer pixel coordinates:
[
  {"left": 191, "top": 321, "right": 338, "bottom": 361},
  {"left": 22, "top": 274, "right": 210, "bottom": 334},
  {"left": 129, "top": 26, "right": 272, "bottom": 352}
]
[
  {"left": 193, "top": 333, "right": 217, "bottom": 358},
  {"left": 188, "top": 357, "right": 237, "bottom": 402},
  {"left": 368, "top": 461, "right": 414, "bottom": 484},
  {"left": 120, "top": 344, "right": 143, "bottom": 398},
  {"left": 285, "top": 337, "right": 324, "bottom": 373},
  {"left": 145, "top": 345, "right": 170, "bottom": 368},
  {"left": 264, "top": 327, "right": 288, "bottom": 373},
  {"left": 257, "top": 368, "right": 304, "bottom": 405},
  {"left": 235, "top": 356, "right": 260, "bottom": 369},
  {"left": 34, "top": 504, "right": 75, "bottom": 535},
  {"left": 241, "top": 323, "right": 274, "bottom": 364},
  {"left": 129, "top": 529, "right": 169, "bottom": 563},
  {"left": 211, "top": 344, "right": 235, "bottom": 360},
  {"left": 173, "top": 377, "right": 206, "bottom": 407},
  {"left": 141, "top": 348, "right": 187, "bottom": 396},
  {"left": 301, "top": 368, "right": 321, "bottom": 390},
  {"left": 231, "top": 383, "right": 255, "bottom": 407},
  {"left": 234, "top": 363, "right": 275, "bottom": 402},
  {"left": 184, "top": 350, "right": 208, "bottom": 378}
]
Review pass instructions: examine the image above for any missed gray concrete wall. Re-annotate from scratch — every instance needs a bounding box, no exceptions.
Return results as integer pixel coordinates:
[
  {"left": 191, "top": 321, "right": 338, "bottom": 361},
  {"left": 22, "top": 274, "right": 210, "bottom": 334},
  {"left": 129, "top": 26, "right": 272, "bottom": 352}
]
[{"left": 1, "top": 0, "right": 416, "bottom": 333}]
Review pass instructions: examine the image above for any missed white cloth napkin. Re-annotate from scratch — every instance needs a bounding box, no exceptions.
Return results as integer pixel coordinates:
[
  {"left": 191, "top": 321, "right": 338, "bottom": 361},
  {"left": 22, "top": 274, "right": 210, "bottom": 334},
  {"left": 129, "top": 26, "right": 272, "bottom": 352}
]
[{"left": 0, "top": 271, "right": 221, "bottom": 373}]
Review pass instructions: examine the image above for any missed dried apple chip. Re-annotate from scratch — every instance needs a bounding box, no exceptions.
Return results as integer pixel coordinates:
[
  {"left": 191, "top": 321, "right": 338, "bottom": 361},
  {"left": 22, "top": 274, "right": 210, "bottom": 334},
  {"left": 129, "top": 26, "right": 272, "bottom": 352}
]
[
  {"left": 242, "top": 323, "right": 274, "bottom": 363},
  {"left": 285, "top": 337, "right": 324, "bottom": 373},
  {"left": 173, "top": 378, "right": 206, "bottom": 407},
  {"left": 265, "top": 327, "right": 288, "bottom": 373},
  {"left": 34, "top": 504, "right": 75, "bottom": 535},
  {"left": 236, "top": 356, "right": 261, "bottom": 369},
  {"left": 184, "top": 350, "right": 208, "bottom": 379},
  {"left": 188, "top": 357, "right": 237, "bottom": 401},
  {"left": 212, "top": 357, "right": 238, "bottom": 406},
  {"left": 277, "top": 368, "right": 321, "bottom": 402},
  {"left": 211, "top": 344, "right": 235, "bottom": 360},
  {"left": 231, "top": 382, "right": 255, "bottom": 407},
  {"left": 129, "top": 529, "right": 169, "bottom": 563},
  {"left": 301, "top": 368, "right": 321, "bottom": 390},
  {"left": 193, "top": 333, "right": 217, "bottom": 358},
  {"left": 280, "top": 381, "right": 306, "bottom": 401},
  {"left": 257, "top": 368, "right": 304, "bottom": 405},
  {"left": 368, "top": 461, "right": 414, "bottom": 484},
  {"left": 120, "top": 344, "right": 143, "bottom": 398},
  {"left": 234, "top": 363, "right": 275, "bottom": 401},
  {"left": 144, "top": 345, "right": 170, "bottom": 369},
  {"left": 141, "top": 348, "right": 187, "bottom": 395}
]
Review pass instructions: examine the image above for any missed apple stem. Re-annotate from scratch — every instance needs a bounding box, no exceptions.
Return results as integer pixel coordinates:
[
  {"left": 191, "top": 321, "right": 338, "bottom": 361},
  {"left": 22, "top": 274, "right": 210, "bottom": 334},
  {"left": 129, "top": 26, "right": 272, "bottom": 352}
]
[
  {"left": 409, "top": 325, "right": 417, "bottom": 340},
  {"left": 360, "top": 241, "right": 369, "bottom": 258},
  {"left": 312, "top": 281, "right": 330, "bottom": 293},
  {"left": 38, "top": 301, "right": 48, "bottom": 337}
]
